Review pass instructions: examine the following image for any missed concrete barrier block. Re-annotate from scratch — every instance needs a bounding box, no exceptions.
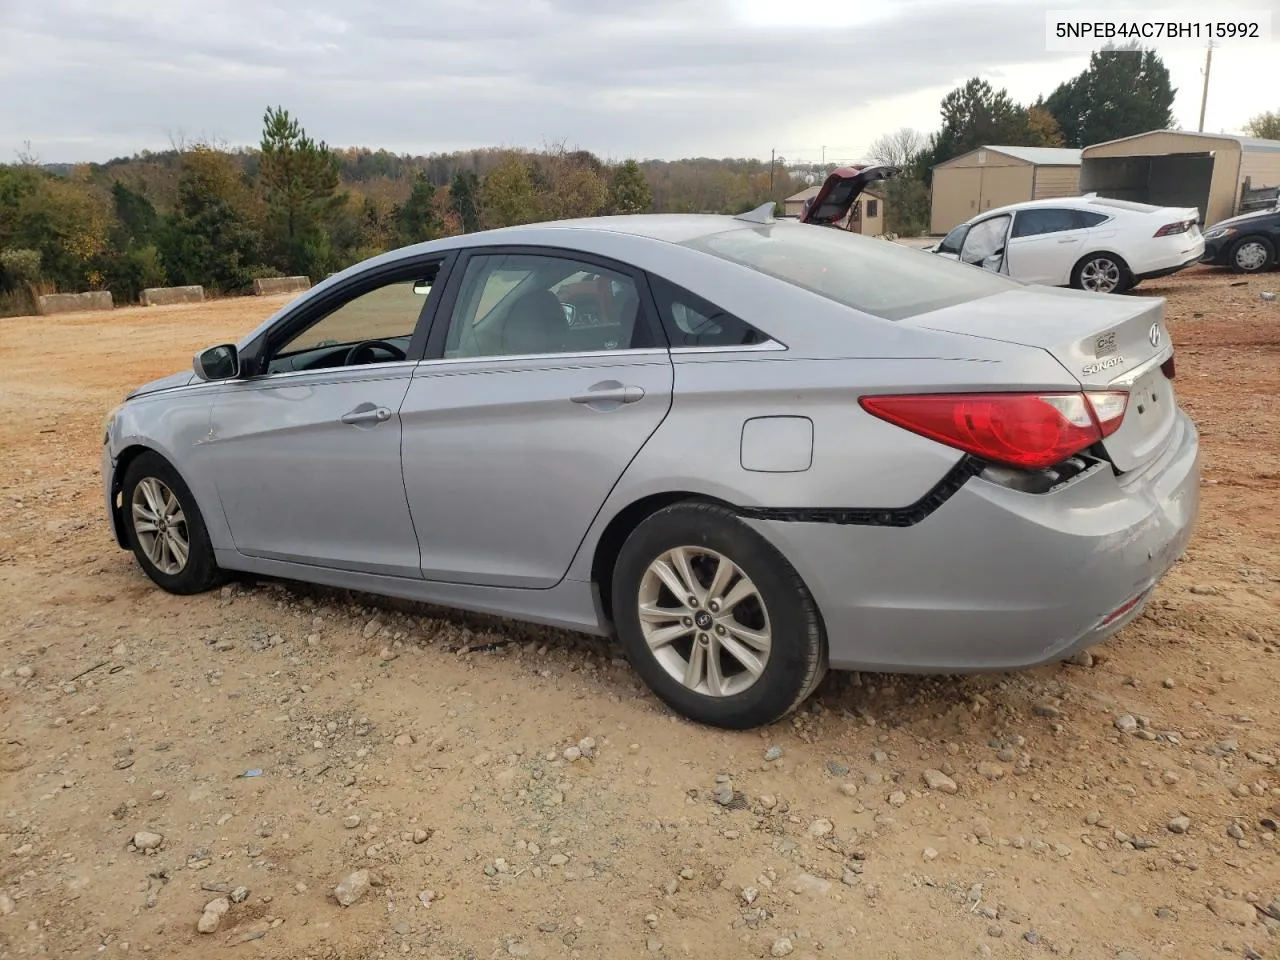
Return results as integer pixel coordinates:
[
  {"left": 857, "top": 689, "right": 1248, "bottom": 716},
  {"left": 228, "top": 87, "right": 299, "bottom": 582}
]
[
  {"left": 141, "top": 285, "right": 205, "bottom": 306},
  {"left": 36, "top": 291, "right": 114, "bottom": 316},
  {"left": 253, "top": 276, "right": 311, "bottom": 296}
]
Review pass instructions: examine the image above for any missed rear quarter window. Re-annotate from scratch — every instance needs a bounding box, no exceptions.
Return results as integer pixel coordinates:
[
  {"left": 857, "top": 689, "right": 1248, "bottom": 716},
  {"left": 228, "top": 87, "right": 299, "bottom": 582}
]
[{"left": 684, "top": 223, "right": 1021, "bottom": 321}]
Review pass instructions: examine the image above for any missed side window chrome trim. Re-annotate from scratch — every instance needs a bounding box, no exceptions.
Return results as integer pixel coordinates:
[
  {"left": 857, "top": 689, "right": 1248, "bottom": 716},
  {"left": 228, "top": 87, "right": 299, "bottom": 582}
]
[
  {"left": 415, "top": 348, "right": 670, "bottom": 369},
  {"left": 669, "top": 339, "right": 787, "bottom": 354},
  {"left": 241, "top": 361, "right": 420, "bottom": 384}
]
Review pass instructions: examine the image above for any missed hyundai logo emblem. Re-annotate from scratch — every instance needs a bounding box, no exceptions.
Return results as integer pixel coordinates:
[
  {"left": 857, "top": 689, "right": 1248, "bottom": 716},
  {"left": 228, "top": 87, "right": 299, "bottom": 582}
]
[{"left": 1148, "top": 322, "right": 1162, "bottom": 348}]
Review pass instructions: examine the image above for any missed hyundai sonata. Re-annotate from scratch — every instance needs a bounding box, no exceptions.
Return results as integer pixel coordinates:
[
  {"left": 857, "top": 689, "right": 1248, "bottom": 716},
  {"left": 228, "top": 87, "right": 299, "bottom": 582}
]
[{"left": 102, "top": 172, "right": 1200, "bottom": 729}]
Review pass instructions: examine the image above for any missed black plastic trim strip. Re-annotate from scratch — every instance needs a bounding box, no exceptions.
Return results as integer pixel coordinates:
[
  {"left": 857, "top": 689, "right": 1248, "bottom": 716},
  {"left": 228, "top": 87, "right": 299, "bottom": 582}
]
[{"left": 738, "top": 455, "right": 985, "bottom": 528}]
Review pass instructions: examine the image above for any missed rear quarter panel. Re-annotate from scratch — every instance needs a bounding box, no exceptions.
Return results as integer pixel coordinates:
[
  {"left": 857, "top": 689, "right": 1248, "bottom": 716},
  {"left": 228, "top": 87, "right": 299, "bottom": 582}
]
[{"left": 564, "top": 346, "right": 1077, "bottom": 582}]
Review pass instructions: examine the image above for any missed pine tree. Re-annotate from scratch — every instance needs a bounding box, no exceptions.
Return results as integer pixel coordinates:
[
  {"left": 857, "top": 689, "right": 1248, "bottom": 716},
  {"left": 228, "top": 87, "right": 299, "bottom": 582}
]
[
  {"left": 608, "top": 160, "right": 653, "bottom": 214},
  {"left": 1044, "top": 45, "right": 1176, "bottom": 148},
  {"left": 258, "top": 105, "right": 341, "bottom": 276}
]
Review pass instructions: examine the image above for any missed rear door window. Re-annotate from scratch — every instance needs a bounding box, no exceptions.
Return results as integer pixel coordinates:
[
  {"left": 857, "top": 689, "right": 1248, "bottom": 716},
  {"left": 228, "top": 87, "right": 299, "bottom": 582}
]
[{"left": 1011, "top": 208, "right": 1081, "bottom": 238}]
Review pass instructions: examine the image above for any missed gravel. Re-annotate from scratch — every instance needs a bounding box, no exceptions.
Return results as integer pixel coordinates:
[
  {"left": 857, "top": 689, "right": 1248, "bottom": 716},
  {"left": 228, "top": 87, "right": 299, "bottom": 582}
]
[{"left": 922, "top": 769, "right": 958, "bottom": 794}]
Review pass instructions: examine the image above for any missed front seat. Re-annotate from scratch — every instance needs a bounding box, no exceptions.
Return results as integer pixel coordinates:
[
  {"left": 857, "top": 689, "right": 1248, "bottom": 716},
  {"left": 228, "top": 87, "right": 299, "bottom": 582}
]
[{"left": 501, "top": 289, "right": 567, "bottom": 355}]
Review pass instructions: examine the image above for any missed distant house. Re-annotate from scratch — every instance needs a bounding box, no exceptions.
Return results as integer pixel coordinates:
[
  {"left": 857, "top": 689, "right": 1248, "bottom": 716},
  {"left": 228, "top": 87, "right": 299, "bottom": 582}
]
[
  {"left": 929, "top": 146, "right": 1082, "bottom": 234},
  {"left": 782, "top": 180, "right": 888, "bottom": 236}
]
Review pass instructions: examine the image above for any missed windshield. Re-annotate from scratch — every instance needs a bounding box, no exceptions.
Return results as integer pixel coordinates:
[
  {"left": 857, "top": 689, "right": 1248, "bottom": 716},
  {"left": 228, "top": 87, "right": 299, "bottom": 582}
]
[{"left": 684, "top": 223, "right": 1021, "bottom": 321}]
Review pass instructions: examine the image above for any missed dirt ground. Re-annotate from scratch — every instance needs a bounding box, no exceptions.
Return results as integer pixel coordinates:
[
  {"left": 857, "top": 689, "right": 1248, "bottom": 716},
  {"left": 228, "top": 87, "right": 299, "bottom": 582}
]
[{"left": 1, "top": 269, "right": 1277, "bottom": 960}]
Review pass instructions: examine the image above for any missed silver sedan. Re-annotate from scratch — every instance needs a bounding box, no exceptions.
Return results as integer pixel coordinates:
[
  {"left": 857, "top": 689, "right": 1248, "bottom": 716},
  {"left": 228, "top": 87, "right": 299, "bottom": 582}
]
[{"left": 101, "top": 175, "right": 1200, "bottom": 729}]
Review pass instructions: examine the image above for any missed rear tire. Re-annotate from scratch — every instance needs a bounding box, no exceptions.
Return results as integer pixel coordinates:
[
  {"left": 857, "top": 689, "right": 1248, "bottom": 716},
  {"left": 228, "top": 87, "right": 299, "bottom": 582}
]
[
  {"left": 1229, "top": 236, "right": 1274, "bottom": 273},
  {"left": 611, "top": 502, "right": 827, "bottom": 729},
  {"left": 1071, "top": 253, "right": 1132, "bottom": 294},
  {"left": 121, "top": 452, "right": 224, "bottom": 595}
]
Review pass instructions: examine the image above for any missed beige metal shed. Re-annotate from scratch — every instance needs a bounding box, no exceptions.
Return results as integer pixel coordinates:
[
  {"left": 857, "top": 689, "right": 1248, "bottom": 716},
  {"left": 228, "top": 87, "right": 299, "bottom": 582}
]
[
  {"left": 929, "top": 146, "right": 1082, "bottom": 234},
  {"left": 1080, "top": 130, "right": 1280, "bottom": 226}
]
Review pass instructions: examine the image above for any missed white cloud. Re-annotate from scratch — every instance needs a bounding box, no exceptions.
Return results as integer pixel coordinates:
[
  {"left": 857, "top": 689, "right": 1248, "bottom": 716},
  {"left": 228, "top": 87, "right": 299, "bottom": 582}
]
[{"left": 0, "top": 0, "right": 1274, "bottom": 163}]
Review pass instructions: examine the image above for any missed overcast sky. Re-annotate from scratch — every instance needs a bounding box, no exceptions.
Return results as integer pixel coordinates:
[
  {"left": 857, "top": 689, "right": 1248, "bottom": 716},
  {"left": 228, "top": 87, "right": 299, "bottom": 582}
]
[{"left": 0, "top": 0, "right": 1276, "bottom": 165}]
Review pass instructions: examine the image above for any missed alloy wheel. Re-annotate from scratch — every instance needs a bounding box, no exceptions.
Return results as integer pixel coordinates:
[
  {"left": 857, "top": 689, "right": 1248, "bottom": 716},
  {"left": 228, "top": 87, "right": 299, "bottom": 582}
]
[
  {"left": 1079, "top": 257, "right": 1121, "bottom": 293},
  {"left": 636, "top": 546, "right": 772, "bottom": 697},
  {"left": 131, "top": 477, "right": 190, "bottom": 575}
]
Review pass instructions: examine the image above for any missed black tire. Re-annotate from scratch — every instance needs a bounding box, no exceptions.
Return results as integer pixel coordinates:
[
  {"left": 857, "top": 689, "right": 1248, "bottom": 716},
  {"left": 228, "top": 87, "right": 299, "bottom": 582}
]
[
  {"left": 1071, "top": 252, "right": 1132, "bottom": 294},
  {"left": 1228, "top": 236, "right": 1275, "bottom": 273},
  {"left": 611, "top": 502, "right": 827, "bottom": 729},
  {"left": 121, "top": 451, "right": 224, "bottom": 595}
]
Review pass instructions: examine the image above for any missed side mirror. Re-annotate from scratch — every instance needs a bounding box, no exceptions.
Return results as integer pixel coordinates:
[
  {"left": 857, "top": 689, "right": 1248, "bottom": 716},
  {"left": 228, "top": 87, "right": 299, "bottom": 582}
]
[{"left": 193, "top": 344, "right": 240, "bottom": 381}]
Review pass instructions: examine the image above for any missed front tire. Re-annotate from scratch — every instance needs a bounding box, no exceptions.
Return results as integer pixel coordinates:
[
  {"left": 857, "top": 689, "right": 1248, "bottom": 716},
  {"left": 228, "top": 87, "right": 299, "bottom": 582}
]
[
  {"left": 121, "top": 452, "right": 224, "bottom": 594},
  {"left": 611, "top": 502, "right": 827, "bottom": 729},
  {"left": 1229, "top": 236, "right": 1274, "bottom": 273},
  {"left": 1071, "top": 253, "right": 1132, "bottom": 294}
]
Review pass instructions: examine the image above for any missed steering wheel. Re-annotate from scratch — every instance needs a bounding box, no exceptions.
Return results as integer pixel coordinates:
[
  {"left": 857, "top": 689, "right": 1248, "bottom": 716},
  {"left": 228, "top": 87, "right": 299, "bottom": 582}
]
[{"left": 344, "top": 340, "right": 407, "bottom": 366}]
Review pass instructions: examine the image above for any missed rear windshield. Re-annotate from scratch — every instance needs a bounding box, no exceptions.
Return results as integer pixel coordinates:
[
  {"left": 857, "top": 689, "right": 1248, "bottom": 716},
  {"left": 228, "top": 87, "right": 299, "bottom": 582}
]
[{"left": 682, "top": 223, "right": 1020, "bottom": 321}]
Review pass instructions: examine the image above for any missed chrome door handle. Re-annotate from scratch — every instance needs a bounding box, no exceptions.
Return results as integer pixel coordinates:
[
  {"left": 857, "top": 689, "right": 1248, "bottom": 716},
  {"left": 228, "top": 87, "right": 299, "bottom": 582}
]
[
  {"left": 570, "top": 381, "right": 645, "bottom": 405},
  {"left": 341, "top": 406, "right": 392, "bottom": 425}
]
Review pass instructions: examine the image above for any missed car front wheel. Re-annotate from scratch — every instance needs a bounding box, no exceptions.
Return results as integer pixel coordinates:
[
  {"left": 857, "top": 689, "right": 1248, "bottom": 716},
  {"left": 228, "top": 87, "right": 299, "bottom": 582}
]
[
  {"left": 1230, "top": 237, "right": 1274, "bottom": 273},
  {"left": 611, "top": 502, "right": 827, "bottom": 729},
  {"left": 121, "top": 452, "right": 224, "bottom": 594}
]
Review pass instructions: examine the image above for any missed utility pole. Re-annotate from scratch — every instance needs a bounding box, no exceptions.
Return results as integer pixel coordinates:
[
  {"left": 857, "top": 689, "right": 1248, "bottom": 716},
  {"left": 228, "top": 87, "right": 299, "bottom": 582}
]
[
  {"left": 770, "top": 148, "right": 775, "bottom": 193},
  {"left": 1198, "top": 41, "right": 1213, "bottom": 132},
  {"left": 821, "top": 145, "right": 826, "bottom": 166}
]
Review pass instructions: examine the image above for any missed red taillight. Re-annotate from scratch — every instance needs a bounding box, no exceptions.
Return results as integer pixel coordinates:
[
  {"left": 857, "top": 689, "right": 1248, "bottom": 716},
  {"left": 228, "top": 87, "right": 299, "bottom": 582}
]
[
  {"left": 1161, "top": 355, "right": 1176, "bottom": 381},
  {"left": 859, "top": 391, "right": 1129, "bottom": 470},
  {"left": 1153, "top": 220, "right": 1192, "bottom": 237}
]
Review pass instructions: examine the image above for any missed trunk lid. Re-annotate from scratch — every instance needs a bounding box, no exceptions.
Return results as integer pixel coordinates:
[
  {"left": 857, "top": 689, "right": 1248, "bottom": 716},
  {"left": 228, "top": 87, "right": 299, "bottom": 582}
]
[
  {"left": 907, "top": 287, "right": 1176, "bottom": 473},
  {"left": 800, "top": 165, "right": 898, "bottom": 226}
]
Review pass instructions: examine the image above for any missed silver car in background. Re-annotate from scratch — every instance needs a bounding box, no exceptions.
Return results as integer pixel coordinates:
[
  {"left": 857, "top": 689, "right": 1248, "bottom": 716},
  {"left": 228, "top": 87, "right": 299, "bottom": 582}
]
[{"left": 102, "top": 172, "right": 1200, "bottom": 729}]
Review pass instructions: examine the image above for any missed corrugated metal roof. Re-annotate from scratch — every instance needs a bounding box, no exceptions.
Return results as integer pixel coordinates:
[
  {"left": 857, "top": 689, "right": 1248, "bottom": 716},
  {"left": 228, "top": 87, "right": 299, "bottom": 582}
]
[
  {"left": 1084, "top": 130, "right": 1280, "bottom": 154},
  {"left": 981, "top": 146, "right": 1083, "bottom": 164},
  {"left": 933, "top": 145, "right": 1083, "bottom": 168}
]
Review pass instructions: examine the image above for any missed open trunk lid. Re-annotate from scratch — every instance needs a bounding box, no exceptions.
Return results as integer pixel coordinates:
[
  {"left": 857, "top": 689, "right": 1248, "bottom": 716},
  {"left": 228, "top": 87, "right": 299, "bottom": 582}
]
[
  {"left": 907, "top": 287, "right": 1176, "bottom": 473},
  {"left": 800, "top": 165, "right": 898, "bottom": 226}
]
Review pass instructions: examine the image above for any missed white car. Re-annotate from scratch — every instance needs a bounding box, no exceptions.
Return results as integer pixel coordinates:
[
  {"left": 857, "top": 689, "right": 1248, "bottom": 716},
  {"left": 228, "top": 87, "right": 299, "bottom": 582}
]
[{"left": 931, "top": 196, "right": 1205, "bottom": 293}]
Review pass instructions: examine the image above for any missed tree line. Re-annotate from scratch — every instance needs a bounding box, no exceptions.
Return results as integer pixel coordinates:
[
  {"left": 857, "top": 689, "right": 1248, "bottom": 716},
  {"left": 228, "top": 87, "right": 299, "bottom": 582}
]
[
  {"left": 0, "top": 110, "right": 803, "bottom": 316},
  {"left": 2, "top": 42, "right": 1277, "bottom": 315}
]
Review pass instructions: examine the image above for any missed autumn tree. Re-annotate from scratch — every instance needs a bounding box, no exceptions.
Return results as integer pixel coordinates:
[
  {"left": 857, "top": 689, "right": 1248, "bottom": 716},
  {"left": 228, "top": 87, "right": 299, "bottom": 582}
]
[
  {"left": 607, "top": 160, "right": 653, "bottom": 214},
  {"left": 1245, "top": 110, "right": 1280, "bottom": 140},
  {"left": 479, "top": 153, "right": 539, "bottom": 229},
  {"left": 258, "top": 105, "right": 342, "bottom": 276},
  {"left": 159, "top": 145, "right": 264, "bottom": 293},
  {"left": 1044, "top": 45, "right": 1175, "bottom": 147},
  {"left": 531, "top": 148, "right": 609, "bottom": 221}
]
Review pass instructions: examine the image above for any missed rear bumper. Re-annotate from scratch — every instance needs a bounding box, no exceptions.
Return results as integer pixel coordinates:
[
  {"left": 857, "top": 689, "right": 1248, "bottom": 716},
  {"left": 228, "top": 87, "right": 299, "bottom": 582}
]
[
  {"left": 745, "top": 410, "right": 1200, "bottom": 673},
  {"left": 1134, "top": 252, "right": 1203, "bottom": 281}
]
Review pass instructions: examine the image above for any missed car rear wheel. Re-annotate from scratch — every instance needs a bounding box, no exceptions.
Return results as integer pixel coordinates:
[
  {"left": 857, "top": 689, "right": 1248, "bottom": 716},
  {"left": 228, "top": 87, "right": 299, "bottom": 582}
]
[
  {"left": 121, "top": 452, "right": 224, "bottom": 595},
  {"left": 1072, "top": 253, "right": 1131, "bottom": 294},
  {"left": 611, "top": 502, "right": 826, "bottom": 729},
  {"left": 1229, "top": 237, "right": 1274, "bottom": 273}
]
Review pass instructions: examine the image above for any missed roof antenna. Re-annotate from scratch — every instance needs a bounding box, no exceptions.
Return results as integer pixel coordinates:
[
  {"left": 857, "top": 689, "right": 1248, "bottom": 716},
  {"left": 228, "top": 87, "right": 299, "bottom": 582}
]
[{"left": 735, "top": 201, "right": 777, "bottom": 224}]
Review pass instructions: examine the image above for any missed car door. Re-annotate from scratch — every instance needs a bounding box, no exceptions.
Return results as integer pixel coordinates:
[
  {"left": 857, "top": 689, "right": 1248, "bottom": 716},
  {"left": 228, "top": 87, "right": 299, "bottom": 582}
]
[
  {"left": 400, "top": 246, "right": 674, "bottom": 588},
  {"left": 204, "top": 256, "right": 452, "bottom": 578},
  {"left": 957, "top": 214, "right": 1012, "bottom": 274},
  {"left": 1003, "top": 207, "right": 1090, "bottom": 285}
]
